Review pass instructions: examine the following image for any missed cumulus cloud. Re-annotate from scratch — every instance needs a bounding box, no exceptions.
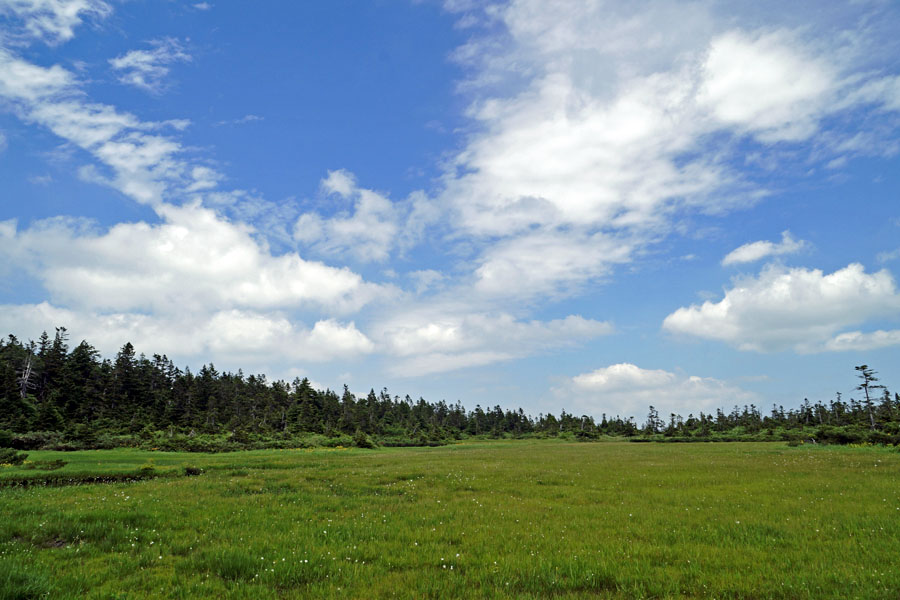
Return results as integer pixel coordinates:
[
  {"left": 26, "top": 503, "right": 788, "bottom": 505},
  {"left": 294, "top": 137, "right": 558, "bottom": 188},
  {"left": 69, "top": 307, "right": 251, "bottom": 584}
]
[
  {"left": 823, "top": 329, "right": 900, "bottom": 352},
  {"left": 698, "top": 29, "right": 835, "bottom": 143},
  {"left": 294, "top": 169, "right": 433, "bottom": 263},
  {"left": 0, "top": 17, "right": 389, "bottom": 373},
  {"left": 474, "top": 230, "right": 635, "bottom": 299},
  {"left": 321, "top": 169, "right": 356, "bottom": 198},
  {"left": 376, "top": 309, "right": 612, "bottom": 376},
  {"left": 294, "top": 191, "right": 395, "bottom": 263},
  {"left": 4, "top": 0, "right": 900, "bottom": 392},
  {"left": 109, "top": 38, "right": 191, "bottom": 94},
  {"left": 185, "top": 166, "right": 223, "bottom": 192},
  {"left": 663, "top": 263, "right": 900, "bottom": 353},
  {"left": 0, "top": 201, "right": 393, "bottom": 370},
  {"left": 1, "top": 202, "right": 389, "bottom": 315},
  {"left": 0, "top": 48, "right": 74, "bottom": 100},
  {"left": 0, "top": 303, "right": 374, "bottom": 365},
  {"left": 0, "top": 0, "right": 110, "bottom": 45},
  {"left": 722, "top": 230, "right": 807, "bottom": 266},
  {"left": 434, "top": 0, "right": 900, "bottom": 302},
  {"left": 557, "top": 363, "right": 757, "bottom": 421}
]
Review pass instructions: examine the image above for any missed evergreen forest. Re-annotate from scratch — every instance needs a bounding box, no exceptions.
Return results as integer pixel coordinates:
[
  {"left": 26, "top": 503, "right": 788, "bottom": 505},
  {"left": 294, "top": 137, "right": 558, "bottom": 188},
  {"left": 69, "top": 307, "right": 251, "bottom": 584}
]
[{"left": 2, "top": 328, "right": 900, "bottom": 452}]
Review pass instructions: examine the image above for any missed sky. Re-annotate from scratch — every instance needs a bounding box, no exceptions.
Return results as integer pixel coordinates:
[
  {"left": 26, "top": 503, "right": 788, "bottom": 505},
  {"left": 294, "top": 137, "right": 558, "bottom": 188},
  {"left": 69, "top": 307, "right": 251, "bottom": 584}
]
[{"left": 1, "top": 0, "right": 900, "bottom": 422}]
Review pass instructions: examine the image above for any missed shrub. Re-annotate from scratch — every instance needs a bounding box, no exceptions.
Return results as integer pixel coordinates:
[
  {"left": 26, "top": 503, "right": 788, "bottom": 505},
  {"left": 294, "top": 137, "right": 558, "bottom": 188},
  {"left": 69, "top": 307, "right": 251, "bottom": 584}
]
[
  {"left": 183, "top": 465, "right": 203, "bottom": 476},
  {"left": 0, "top": 447, "right": 28, "bottom": 465},
  {"left": 23, "top": 459, "right": 67, "bottom": 471},
  {"left": 353, "top": 429, "right": 375, "bottom": 449},
  {"left": 815, "top": 425, "right": 865, "bottom": 445}
]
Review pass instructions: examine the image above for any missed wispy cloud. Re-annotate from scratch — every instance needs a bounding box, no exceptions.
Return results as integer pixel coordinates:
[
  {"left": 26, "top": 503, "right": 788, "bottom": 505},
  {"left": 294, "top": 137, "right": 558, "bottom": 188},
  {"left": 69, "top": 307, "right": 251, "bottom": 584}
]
[
  {"left": 213, "top": 114, "right": 263, "bottom": 127},
  {"left": 109, "top": 38, "right": 191, "bottom": 94},
  {"left": 27, "top": 173, "right": 52, "bottom": 185},
  {"left": 0, "top": 0, "right": 110, "bottom": 45},
  {"left": 0, "top": 46, "right": 205, "bottom": 205},
  {"left": 722, "top": 231, "right": 807, "bottom": 266},
  {"left": 877, "top": 248, "right": 900, "bottom": 263}
]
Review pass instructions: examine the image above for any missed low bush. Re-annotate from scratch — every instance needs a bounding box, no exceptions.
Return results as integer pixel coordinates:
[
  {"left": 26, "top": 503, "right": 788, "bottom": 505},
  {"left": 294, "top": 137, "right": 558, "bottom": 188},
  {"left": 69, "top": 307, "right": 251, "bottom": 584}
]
[
  {"left": 0, "top": 447, "right": 28, "bottom": 465},
  {"left": 23, "top": 459, "right": 67, "bottom": 471},
  {"left": 353, "top": 429, "right": 376, "bottom": 448}
]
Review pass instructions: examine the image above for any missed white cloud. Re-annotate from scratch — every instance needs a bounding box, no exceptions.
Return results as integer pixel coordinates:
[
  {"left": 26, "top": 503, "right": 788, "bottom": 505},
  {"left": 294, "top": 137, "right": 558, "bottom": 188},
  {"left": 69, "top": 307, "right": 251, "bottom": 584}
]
[
  {"left": 390, "top": 351, "right": 515, "bottom": 378},
  {"left": 185, "top": 166, "right": 223, "bottom": 192},
  {"left": 27, "top": 173, "right": 52, "bottom": 185},
  {"left": 0, "top": 33, "right": 395, "bottom": 375},
  {"left": 474, "top": 229, "right": 635, "bottom": 299},
  {"left": 877, "top": 248, "right": 900, "bottom": 263},
  {"left": 846, "top": 75, "right": 900, "bottom": 113},
  {"left": 205, "top": 312, "right": 373, "bottom": 361},
  {"left": 698, "top": 29, "right": 835, "bottom": 143},
  {"left": 0, "top": 48, "right": 74, "bottom": 101},
  {"left": 0, "top": 0, "right": 110, "bottom": 45},
  {"left": 408, "top": 269, "right": 445, "bottom": 294},
  {"left": 3, "top": 0, "right": 900, "bottom": 397},
  {"left": 663, "top": 263, "right": 900, "bottom": 353},
  {"left": 0, "top": 303, "right": 375, "bottom": 365},
  {"left": 213, "top": 114, "right": 263, "bottom": 127},
  {"left": 433, "top": 1, "right": 900, "bottom": 303},
  {"left": 321, "top": 168, "right": 356, "bottom": 198},
  {"left": 558, "top": 363, "right": 757, "bottom": 421},
  {"left": 722, "top": 230, "right": 807, "bottom": 266},
  {"left": 377, "top": 309, "right": 612, "bottom": 376},
  {"left": 823, "top": 329, "right": 900, "bottom": 352},
  {"left": 294, "top": 169, "right": 403, "bottom": 263},
  {"left": 1, "top": 202, "right": 389, "bottom": 315},
  {"left": 109, "top": 38, "right": 191, "bottom": 94},
  {"left": 442, "top": 68, "right": 735, "bottom": 238},
  {"left": 0, "top": 49, "right": 197, "bottom": 204},
  {"left": 193, "top": 2, "right": 211, "bottom": 10},
  {"left": 0, "top": 130, "right": 6, "bottom": 152},
  {"left": 0, "top": 201, "right": 392, "bottom": 370}
]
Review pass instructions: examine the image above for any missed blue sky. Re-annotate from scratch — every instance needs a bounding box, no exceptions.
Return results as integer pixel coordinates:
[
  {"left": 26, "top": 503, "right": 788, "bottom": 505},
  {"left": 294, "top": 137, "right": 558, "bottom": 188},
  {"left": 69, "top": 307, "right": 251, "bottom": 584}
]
[{"left": 1, "top": 0, "right": 900, "bottom": 421}]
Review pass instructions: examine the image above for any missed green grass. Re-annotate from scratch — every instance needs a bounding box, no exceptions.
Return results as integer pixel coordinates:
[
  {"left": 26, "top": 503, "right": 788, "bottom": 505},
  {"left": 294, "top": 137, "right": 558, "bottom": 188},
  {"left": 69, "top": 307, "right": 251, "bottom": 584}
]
[{"left": 1, "top": 441, "right": 899, "bottom": 598}]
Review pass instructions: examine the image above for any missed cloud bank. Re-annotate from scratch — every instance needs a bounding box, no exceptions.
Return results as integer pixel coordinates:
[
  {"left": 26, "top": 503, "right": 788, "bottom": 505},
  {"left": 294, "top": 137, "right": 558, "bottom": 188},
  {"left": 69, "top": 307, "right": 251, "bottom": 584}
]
[
  {"left": 557, "top": 363, "right": 756, "bottom": 421},
  {"left": 663, "top": 263, "right": 900, "bottom": 353}
]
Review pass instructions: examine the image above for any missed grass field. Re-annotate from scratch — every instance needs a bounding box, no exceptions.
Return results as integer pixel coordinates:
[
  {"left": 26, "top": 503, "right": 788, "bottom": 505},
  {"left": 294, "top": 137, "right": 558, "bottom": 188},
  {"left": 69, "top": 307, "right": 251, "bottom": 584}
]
[{"left": 1, "top": 441, "right": 899, "bottom": 599}]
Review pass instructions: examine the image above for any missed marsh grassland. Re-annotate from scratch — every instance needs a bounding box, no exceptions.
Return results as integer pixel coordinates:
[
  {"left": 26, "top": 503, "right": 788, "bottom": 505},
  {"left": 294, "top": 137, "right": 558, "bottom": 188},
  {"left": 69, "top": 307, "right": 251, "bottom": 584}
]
[{"left": 1, "top": 441, "right": 899, "bottom": 599}]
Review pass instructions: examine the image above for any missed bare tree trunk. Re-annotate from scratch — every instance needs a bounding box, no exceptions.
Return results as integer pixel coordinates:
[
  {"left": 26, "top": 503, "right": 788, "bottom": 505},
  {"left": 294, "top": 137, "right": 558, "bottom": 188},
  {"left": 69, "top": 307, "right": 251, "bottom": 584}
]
[{"left": 18, "top": 355, "right": 34, "bottom": 399}]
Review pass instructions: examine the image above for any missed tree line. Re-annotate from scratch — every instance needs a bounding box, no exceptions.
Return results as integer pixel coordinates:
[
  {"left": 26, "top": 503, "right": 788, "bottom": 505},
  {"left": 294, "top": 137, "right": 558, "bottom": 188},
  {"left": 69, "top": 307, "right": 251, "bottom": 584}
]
[
  {"left": 1, "top": 328, "right": 898, "bottom": 451},
  {"left": 639, "top": 365, "right": 900, "bottom": 444},
  {"left": 0, "top": 328, "right": 637, "bottom": 450}
]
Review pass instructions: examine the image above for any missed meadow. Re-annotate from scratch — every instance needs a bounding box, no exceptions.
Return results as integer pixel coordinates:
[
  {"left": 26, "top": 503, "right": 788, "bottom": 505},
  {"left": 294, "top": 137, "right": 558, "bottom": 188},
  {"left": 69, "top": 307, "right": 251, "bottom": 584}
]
[{"left": 1, "top": 441, "right": 899, "bottom": 599}]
